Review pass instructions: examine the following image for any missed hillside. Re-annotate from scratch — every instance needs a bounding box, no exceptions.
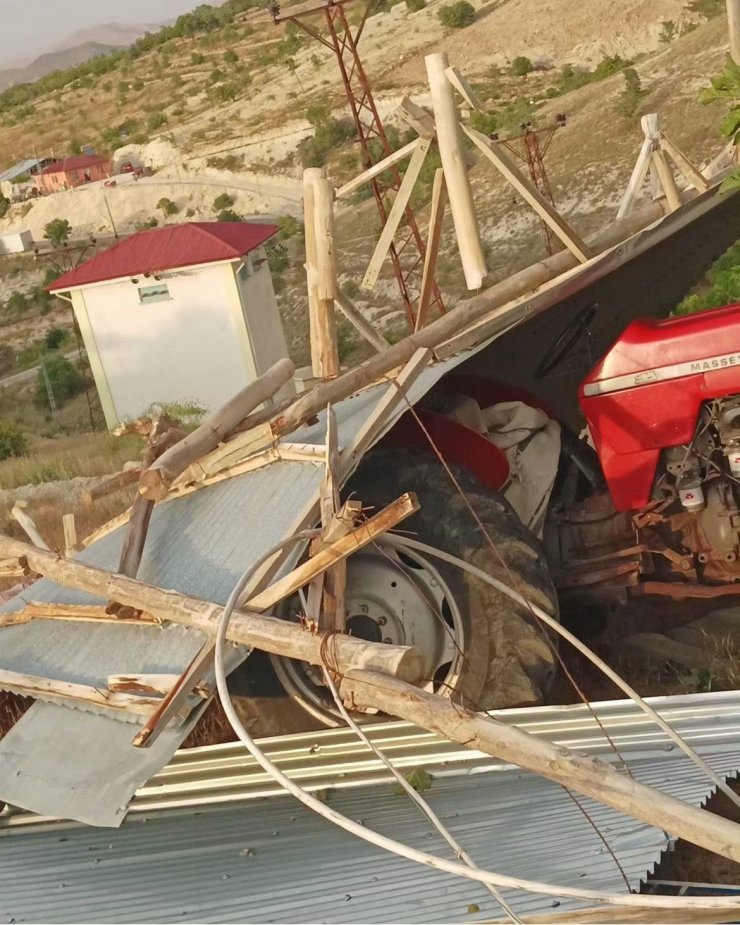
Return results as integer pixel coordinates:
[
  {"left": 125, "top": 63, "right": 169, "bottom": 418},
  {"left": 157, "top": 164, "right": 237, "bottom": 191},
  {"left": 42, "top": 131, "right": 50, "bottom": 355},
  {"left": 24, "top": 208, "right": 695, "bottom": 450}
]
[{"left": 0, "top": 43, "right": 129, "bottom": 93}]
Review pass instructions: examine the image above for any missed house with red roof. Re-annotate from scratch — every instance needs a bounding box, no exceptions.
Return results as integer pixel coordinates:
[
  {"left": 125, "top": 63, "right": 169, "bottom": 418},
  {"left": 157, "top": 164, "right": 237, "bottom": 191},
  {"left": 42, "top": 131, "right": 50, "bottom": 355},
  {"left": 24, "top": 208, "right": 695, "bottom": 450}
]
[
  {"left": 48, "top": 222, "right": 292, "bottom": 429},
  {"left": 34, "top": 154, "right": 111, "bottom": 195}
]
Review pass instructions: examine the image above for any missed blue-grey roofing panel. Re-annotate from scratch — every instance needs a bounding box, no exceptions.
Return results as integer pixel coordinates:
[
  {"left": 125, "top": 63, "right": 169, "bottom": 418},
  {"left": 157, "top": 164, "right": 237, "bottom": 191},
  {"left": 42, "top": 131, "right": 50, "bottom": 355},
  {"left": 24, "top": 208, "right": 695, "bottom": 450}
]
[
  {"left": 0, "top": 158, "right": 39, "bottom": 183},
  {"left": 0, "top": 747, "right": 736, "bottom": 923}
]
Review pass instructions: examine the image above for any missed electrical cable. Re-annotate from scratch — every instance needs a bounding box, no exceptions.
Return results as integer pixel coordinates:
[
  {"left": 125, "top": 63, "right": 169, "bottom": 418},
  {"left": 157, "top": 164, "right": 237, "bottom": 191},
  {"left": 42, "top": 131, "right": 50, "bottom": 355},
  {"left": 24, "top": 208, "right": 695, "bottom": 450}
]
[{"left": 213, "top": 533, "right": 740, "bottom": 913}]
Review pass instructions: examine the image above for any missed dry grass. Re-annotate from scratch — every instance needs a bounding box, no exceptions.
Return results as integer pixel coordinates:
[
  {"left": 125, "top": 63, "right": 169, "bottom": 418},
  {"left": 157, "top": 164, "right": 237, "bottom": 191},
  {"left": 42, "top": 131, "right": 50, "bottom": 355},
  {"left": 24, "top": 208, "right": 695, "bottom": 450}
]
[{"left": 0, "top": 431, "right": 141, "bottom": 490}]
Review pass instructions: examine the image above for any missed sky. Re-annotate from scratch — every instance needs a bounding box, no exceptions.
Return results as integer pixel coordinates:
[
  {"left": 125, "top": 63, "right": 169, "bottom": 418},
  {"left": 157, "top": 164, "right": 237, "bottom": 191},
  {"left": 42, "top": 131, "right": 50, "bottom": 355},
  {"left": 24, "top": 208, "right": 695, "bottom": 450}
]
[{"left": 0, "top": 0, "right": 200, "bottom": 66}]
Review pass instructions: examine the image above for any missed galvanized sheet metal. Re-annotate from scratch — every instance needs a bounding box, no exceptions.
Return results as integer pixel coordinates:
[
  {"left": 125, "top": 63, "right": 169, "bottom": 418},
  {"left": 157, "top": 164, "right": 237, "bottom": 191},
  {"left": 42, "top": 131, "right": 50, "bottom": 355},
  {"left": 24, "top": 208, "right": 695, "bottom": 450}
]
[{"left": 0, "top": 745, "right": 737, "bottom": 923}]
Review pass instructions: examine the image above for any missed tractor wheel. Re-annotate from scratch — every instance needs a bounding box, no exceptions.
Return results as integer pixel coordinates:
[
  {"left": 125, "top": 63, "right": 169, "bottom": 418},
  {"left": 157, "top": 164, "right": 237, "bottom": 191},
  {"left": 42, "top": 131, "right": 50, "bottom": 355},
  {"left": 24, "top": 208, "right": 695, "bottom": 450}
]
[{"left": 233, "top": 448, "right": 560, "bottom": 736}]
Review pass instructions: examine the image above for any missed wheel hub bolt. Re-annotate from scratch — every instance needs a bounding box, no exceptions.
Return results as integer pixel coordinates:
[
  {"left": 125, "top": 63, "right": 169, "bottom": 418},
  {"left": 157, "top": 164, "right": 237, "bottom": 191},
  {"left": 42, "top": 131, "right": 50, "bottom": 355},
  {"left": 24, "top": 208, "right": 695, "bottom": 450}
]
[
  {"left": 382, "top": 637, "right": 392, "bottom": 644},
  {"left": 358, "top": 604, "right": 369, "bottom": 614},
  {"left": 377, "top": 616, "right": 387, "bottom": 626}
]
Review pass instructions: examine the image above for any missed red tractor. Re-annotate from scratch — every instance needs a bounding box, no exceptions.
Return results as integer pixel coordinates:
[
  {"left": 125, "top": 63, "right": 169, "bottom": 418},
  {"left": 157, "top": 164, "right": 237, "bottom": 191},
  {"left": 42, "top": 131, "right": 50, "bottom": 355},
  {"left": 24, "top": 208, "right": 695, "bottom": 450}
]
[{"left": 239, "top": 301, "right": 740, "bottom": 735}]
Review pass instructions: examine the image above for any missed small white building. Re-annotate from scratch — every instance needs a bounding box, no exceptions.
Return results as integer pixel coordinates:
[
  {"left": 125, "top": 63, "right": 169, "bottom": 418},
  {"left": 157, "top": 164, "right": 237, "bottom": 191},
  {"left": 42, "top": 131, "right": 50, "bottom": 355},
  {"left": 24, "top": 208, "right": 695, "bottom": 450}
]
[
  {"left": 0, "top": 230, "right": 33, "bottom": 254},
  {"left": 48, "top": 222, "right": 292, "bottom": 429}
]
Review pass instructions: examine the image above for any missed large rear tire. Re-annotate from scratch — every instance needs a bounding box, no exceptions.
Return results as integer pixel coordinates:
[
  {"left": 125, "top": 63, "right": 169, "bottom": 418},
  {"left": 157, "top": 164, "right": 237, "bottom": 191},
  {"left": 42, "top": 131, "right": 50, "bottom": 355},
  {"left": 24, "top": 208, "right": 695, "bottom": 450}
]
[{"left": 345, "top": 448, "right": 559, "bottom": 711}]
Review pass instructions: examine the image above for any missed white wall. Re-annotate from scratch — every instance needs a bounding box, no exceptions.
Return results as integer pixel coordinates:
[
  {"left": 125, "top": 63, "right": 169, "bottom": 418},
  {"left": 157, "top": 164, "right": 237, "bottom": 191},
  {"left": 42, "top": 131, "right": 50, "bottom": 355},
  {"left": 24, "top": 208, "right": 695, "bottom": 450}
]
[
  {"left": 0, "top": 230, "right": 32, "bottom": 254},
  {"left": 77, "top": 262, "right": 258, "bottom": 426}
]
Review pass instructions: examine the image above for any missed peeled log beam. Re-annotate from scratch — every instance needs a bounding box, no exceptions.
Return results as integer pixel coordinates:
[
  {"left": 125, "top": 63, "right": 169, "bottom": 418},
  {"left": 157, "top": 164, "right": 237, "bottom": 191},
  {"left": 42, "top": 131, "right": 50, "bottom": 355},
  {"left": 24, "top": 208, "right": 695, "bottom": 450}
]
[
  {"left": 139, "top": 358, "right": 295, "bottom": 501},
  {"left": 0, "top": 537, "right": 425, "bottom": 684},
  {"left": 342, "top": 669, "right": 740, "bottom": 865}
]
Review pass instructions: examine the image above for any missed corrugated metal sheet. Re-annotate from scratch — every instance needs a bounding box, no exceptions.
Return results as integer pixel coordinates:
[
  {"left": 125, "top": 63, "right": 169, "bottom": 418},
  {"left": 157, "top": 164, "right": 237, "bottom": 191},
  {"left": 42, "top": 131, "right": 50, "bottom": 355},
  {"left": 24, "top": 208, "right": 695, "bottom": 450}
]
[
  {"left": 0, "top": 692, "right": 738, "bottom": 923},
  {"left": 49, "top": 222, "right": 278, "bottom": 291},
  {"left": 0, "top": 158, "right": 39, "bottom": 183}
]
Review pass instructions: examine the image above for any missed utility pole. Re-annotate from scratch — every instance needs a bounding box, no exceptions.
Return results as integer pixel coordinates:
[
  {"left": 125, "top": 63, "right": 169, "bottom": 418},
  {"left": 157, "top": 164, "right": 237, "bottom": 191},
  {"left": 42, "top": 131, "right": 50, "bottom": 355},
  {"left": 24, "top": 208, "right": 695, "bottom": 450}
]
[
  {"left": 729, "top": 0, "right": 740, "bottom": 63},
  {"left": 103, "top": 192, "right": 118, "bottom": 239}
]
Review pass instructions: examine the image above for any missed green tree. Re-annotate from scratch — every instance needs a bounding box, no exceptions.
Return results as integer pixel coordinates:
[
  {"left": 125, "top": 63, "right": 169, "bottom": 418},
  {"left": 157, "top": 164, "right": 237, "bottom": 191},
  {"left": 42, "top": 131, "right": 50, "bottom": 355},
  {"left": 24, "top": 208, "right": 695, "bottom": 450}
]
[
  {"left": 157, "top": 197, "right": 179, "bottom": 217},
  {"left": 406, "top": 0, "right": 426, "bottom": 10},
  {"left": 438, "top": 1, "right": 475, "bottom": 28},
  {"left": 209, "top": 81, "right": 239, "bottom": 102},
  {"left": 68, "top": 138, "right": 83, "bottom": 154},
  {"left": 45, "top": 327, "right": 66, "bottom": 350},
  {"left": 619, "top": 67, "right": 643, "bottom": 117},
  {"left": 6, "top": 291, "right": 29, "bottom": 314},
  {"left": 699, "top": 54, "right": 740, "bottom": 194},
  {"left": 213, "top": 192, "right": 235, "bottom": 211},
  {"left": 35, "top": 355, "right": 84, "bottom": 410},
  {"left": 0, "top": 420, "right": 27, "bottom": 461},
  {"left": 511, "top": 56, "right": 533, "bottom": 77},
  {"left": 217, "top": 208, "right": 241, "bottom": 222},
  {"left": 224, "top": 48, "right": 238, "bottom": 64},
  {"left": 43, "top": 218, "right": 72, "bottom": 248},
  {"left": 132, "top": 78, "right": 145, "bottom": 91},
  {"left": 191, "top": 52, "right": 205, "bottom": 65}
]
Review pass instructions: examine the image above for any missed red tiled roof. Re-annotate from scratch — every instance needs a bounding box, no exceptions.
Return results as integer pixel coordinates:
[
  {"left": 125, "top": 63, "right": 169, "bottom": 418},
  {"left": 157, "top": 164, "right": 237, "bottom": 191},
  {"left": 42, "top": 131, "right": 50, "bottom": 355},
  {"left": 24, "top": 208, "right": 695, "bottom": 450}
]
[
  {"left": 48, "top": 222, "right": 279, "bottom": 291},
  {"left": 40, "top": 154, "right": 110, "bottom": 176}
]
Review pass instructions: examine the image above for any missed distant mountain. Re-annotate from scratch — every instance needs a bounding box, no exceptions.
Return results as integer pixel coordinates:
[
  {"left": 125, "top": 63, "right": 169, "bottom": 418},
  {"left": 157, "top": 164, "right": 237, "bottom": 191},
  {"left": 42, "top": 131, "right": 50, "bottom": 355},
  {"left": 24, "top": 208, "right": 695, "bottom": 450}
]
[
  {"left": 0, "top": 42, "right": 125, "bottom": 92},
  {"left": 0, "top": 21, "right": 163, "bottom": 93}
]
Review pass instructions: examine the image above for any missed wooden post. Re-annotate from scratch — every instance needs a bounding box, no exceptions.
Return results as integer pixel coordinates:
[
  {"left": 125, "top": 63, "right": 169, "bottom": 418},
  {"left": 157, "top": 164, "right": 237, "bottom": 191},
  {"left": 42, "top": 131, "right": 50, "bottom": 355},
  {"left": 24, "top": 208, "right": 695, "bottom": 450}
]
[
  {"left": 463, "top": 126, "right": 591, "bottom": 263},
  {"left": 312, "top": 175, "right": 340, "bottom": 380},
  {"left": 660, "top": 133, "right": 710, "bottom": 193},
  {"left": 0, "top": 535, "right": 426, "bottom": 684},
  {"left": 362, "top": 138, "right": 432, "bottom": 290},
  {"left": 729, "top": 0, "right": 740, "bottom": 64},
  {"left": 335, "top": 139, "right": 423, "bottom": 199},
  {"left": 335, "top": 293, "right": 390, "bottom": 353},
  {"left": 341, "top": 669, "right": 740, "bottom": 866},
  {"left": 303, "top": 166, "right": 324, "bottom": 378},
  {"left": 11, "top": 503, "right": 49, "bottom": 551},
  {"left": 415, "top": 168, "right": 447, "bottom": 331},
  {"left": 652, "top": 148, "right": 682, "bottom": 211},
  {"left": 62, "top": 513, "right": 78, "bottom": 557},
  {"left": 425, "top": 52, "right": 487, "bottom": 290},
  {"left": 395, "top": 97, "right": 436, "bottom": 140},
  {"left": 617, "top": 137, "right": 653, "bottom": 219}
]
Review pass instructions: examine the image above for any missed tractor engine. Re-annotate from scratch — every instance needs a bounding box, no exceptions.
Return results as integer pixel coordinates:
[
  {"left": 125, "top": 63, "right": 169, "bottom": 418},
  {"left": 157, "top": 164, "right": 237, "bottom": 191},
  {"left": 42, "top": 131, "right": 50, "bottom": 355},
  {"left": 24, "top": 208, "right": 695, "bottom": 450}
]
[{"left": 552, "top": 302, "right": 740, "bottom": 599}]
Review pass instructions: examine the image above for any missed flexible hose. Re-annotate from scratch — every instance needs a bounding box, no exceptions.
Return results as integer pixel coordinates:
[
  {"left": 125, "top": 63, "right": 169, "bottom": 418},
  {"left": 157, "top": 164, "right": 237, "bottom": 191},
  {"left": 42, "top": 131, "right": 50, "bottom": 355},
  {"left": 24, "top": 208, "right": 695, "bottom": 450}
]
[{"left": 213, "top": 533, "right": 740, "bottom": 912}]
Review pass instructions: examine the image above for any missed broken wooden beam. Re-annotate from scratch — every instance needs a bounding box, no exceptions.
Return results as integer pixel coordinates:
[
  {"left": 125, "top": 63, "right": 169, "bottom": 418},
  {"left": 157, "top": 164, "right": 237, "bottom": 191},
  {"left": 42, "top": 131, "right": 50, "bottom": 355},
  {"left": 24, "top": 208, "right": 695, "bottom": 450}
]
[
  {"left": 0, "top": 536, "right": 425, "bottom": 684},
  {"left": 82, "top": 468, "right": 141, "bottom": 504},
  {"left": 396, "top": 97, "right": 436, "bottom": 140},
  {"left": 335, "top": 138, "right": 423, "bottom": 199},
  {"left": 0, "top": 667, "right": 164, "bottom": 716},
  {"left": 138, "top": 357, "right": 295, "bottom": 502},
  {"left": 335, "top": 293, "right": 390, "bottom": 354},
  {"left": 415, "top": 168, "right": 447, "bottom": 331},
  {"left": 11, "top": 504, "right": 49, "bottom": 551},
  {"left": 341, "top": 668, "right": 740, "bottom": 866},
  {"left": 0, "top": 602, "right": 160, "bottom": 628}
]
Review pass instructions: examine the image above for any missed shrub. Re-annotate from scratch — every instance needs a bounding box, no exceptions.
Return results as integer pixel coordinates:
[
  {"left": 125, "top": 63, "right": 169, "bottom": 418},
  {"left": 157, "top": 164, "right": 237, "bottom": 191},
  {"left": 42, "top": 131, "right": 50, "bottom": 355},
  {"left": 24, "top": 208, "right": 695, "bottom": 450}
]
[
  {"left": 406, "top": 0, "right": 426, "bottom": 10},
  {"left": 147, "top": 112, "right": 167, "bottom": 131},
  {"left": 45, "top": 327, "right": 67, "bottom": 350},
  {"left": 132, "top": 78, "right": 145, "bottom": 91},
  {"left": 208, "top": 81, "right": 239, "bottom": 102},
  {"left": 157, "top": 197, "right": 179, "bottom": 217},
  {"left": 469, "top": 110, "right": 499, "bottom": 134},
  {"left": 191, "top": 52, "right": 205, "bottom": 65},
  {"left": 276, "top": 215, "right": 302, "bottom": 239},
  {"left": 511, "top": 56, "right": 533, "bottom": 77},
  {"left": 5, "top": 291, "right": 28, "bottom": 314},
  {"left": 594, "top": 54, "right": 631, "bottom": 80},
  {"left": 438, "top": 1, "right": 475, "bottom": 28},
  {"left": 342, "top": 279, "right": 361, "bottom": 299},
  {"left": 266, "top": 241, "right": 289, "bottom": 274},
  {"left": 0, "top": 195, "right": 9, "bottom": 219},
  {"left": 660, "top": 20, "right": 678, "bottom": 43},
  {"left": 619, "top": 67, "right": 643, "bottom": 117},
  {"left": 297, "top": 111, "right": 355, "bottom": 167},
  {"left": 0, "top": 420, "right": 26, "bottom": 461},
  {"left": 43, "top": 218, "right": 72, "bottom": 248},
  {"left": 217, "top": 208, "right": 241, "bottom": 222},
  {"left": 213, "top": 192, "right": 236, "bottom": 211},
  {"left": 35, "top": 355, "right": 85, "bottom": 410},
  {"left": 224, "top": 49, "right": 238, "bottom": 64}
]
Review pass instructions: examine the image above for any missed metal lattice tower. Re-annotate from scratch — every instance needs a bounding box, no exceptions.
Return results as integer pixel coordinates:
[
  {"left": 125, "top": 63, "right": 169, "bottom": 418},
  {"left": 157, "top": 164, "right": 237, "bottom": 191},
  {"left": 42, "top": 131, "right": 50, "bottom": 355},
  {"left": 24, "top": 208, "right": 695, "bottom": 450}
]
[
  {"left": 500, "top": 117, "right": 565, "bottom": 256},
  {"left": 273, "top": 0, "right": 444, "bottom": 329}
]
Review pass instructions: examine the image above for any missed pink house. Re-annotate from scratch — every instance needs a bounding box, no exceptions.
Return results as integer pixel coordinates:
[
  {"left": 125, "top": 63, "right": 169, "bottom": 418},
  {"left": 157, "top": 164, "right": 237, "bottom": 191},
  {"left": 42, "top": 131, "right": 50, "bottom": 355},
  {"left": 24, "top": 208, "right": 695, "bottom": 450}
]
[{"left": 34, "top": 154, "right": 111, "bottom": 195}]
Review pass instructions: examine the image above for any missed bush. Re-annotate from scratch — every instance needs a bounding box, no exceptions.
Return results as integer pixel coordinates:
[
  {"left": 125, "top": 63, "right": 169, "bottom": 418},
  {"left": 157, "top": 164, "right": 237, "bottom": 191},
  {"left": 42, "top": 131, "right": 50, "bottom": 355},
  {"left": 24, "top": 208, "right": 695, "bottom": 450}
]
[
  {"left": 35, "top": 355, "right": 85, "bottom": 410},
  {"left": 469, "top": 110, "right": 499, "bottom": 134},
  {"left": 6, "top": 291, "right": 29, "bottom": 315},
  {"left": 0, "top": 420, "right": 26, "bottom": 461},
  {"left": 191, "top": 52, "right": 205, "bottom": 65},
  {"left": 438, "top": 1, "right": 475, "bottom": 28},
  {"left": 675, "top": 239, "right": 740, "bottom": 315},
  {"left": 511, "top": 56, "right": 533, "bottom": 77},
  {"left": 217, "top": 208, "right": 241, "bottom": 222},
  {"left": 44, "top": 327, "right": 67, "bottom": 350},
  {"left": 224, "top": 49, "right": 238, "bottom": 64},
  {"left": 147, "top": 111, "right": 167, "bottom": 131},
  {"left": 276, "top": 215, "right": 302, "bottom": 239},
  {"left": 213, "top": 192, "right": 236, "bottom": 211},
  {"left": 43, "top": 218, "right": 72, "bottom": 248},
  {"left": 157, "top": 197, "right": 179, "bottom": 217},
  {"left": 406, "top": 0, "right": 426, "bottom": 10},
  {"left": 297, "top": 112, "right": 355, "bottom": 167},
  {"left": 132, "top": 78, "right": 145, "bottom": 91},
  {"left": 619, "top": 67, "right": 643, "bottom": 117},
  {"left": 594, "top": 54, "right": 631, "bottom": 80},
  {"left": 0, "top": 195, "right": 8, "bottom": 219}
]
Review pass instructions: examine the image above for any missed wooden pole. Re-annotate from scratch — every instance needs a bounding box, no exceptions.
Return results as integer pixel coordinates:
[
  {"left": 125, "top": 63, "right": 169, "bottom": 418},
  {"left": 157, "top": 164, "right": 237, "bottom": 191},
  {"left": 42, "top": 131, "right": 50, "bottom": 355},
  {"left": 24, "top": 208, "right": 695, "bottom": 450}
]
[
  {"left": 311, "top": 175, "right": 340, "bottom": 380},
  {"left": 660, "top": 133, "right": 710, "bottom": 193},
  {"left": 729, "top": 0, "right": 740, "bottom": 64},
  {"left": 335, "top": 139, "right": 423, "bottom": 199},
  {"left": 335, "top": 293, "right": 389, "bottom": 353},
  {"left": 0, "top": 536, "right": 425, "bottom": 683},
  {"left": 303, "top": 166, "right": 324, "bottom": 378},
  {"left": 425, "top": 52, "right": 487, "bottom": 290},
  {"left": 415, "top": 168, "right": 447, "bottom": 331},
  {"left": 616, "top": 137, "right": 653, "bottom": 219},
  {"left": 341, "top": 669, "right": 740, "bottom": 866},
  {"left": 138, "top": 358, "right": 295, "bottom": 502},
  {"left": 11, "top": 504, "right": 49, "bottom": 550},
  {"left": 652, "top": 148, "right": 682, "bottom": 212},
  {"left": 362, "top": 138, "right": 432, "bottom": 291},
  {"left": 463, "top": 125, "right": 591, "bottom": 263}
]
